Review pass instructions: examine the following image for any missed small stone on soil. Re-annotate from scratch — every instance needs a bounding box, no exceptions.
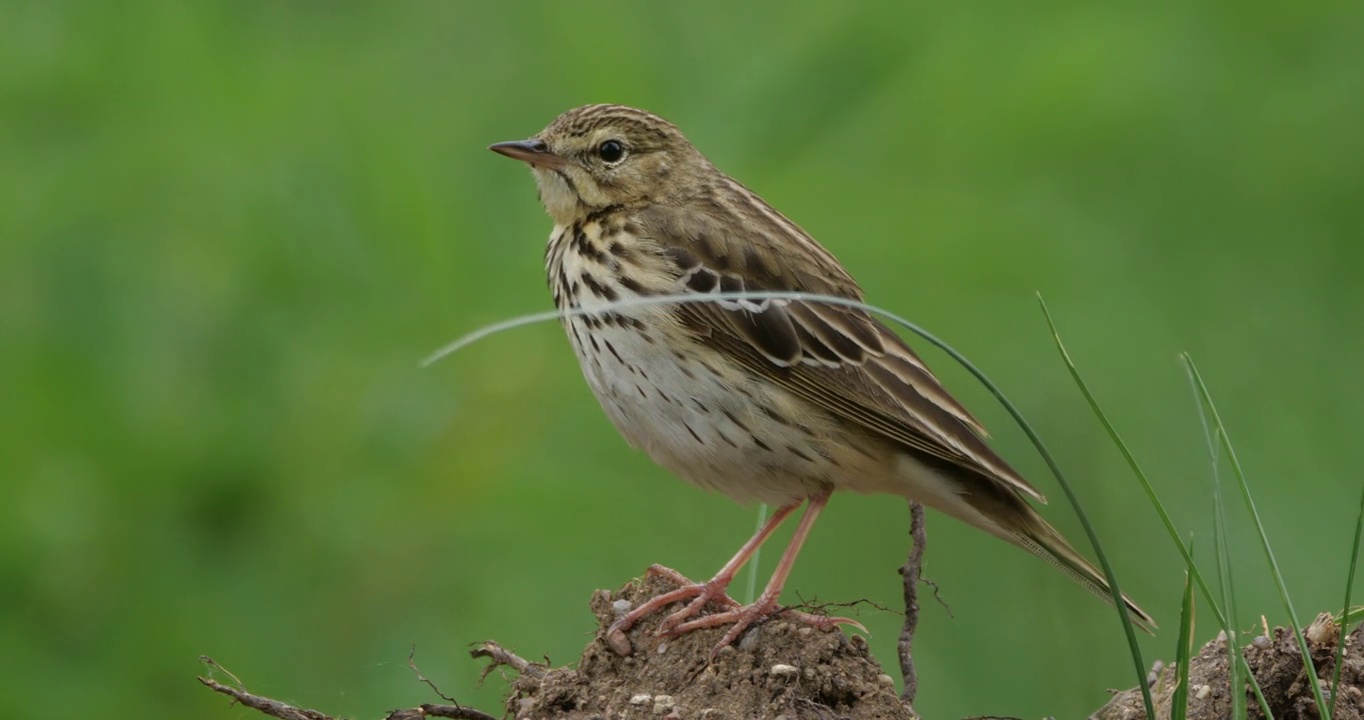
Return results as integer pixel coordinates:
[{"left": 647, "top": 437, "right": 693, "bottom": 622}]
[{"left": 769, "top": 664, "right": 799, "bottom": 678}]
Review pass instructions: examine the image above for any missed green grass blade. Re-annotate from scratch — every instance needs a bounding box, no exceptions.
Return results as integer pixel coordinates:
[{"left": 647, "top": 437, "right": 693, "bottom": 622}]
[
  {"left": 1213, "top": 477, "right": 1247, "bottom": 719},
  {"left": 1171, "top": 542, "right": 1197, "bottom": 720},
  {"left": 810, "top": 294, "right": 1151, "bottom": 689},
  {"left": 1183, "top": 354, "right": 1330, "bottom": 719},
  {"left": 1186, "top": 367, "right": 1246, "bottom": 719},
  {"left": 1033, "top": 298, "right": 1152, "bottom": 718},
  {"left": 777, "top": 295, "right": 1158, "bottom": 712},
  {"left": 1040, "top": 297, "right": 1273, "bottom": 718},
  {"left": 1336, "top": 606, "right": 1364, "bottom": 626},
  {"left": 803, "top": 297, "right": 1155, "bottom": 714},
  {"left": 1329, "top": 485, "right": 1364, "bottom": 718},
  {"left": 744, "top": 504, "right": 768, "bottom": 604}
]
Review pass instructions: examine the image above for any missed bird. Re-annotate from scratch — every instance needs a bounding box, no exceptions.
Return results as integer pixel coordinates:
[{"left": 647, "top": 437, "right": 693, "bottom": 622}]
[{"left": 487, "top": 103, "right": 1155, "bottom": 655}]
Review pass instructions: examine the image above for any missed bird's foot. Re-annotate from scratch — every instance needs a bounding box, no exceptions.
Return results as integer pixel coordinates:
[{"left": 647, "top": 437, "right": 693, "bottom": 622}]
[
  {"left": 605, "top": 564, "right": 741, "bottom": 655},
  {"left": 605, "top": 564, "right": 865, "bottom": 659},
  {"left": 668, "top": 596, "right": 867, "bottom": 660}
]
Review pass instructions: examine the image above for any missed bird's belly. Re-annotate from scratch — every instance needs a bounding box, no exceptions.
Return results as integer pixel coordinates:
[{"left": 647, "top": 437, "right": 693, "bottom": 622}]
[{"left": 562, "top": 314, "right": 872, "bottom": 506}]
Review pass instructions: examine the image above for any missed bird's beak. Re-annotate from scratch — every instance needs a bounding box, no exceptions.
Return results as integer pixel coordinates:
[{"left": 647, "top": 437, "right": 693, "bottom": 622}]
[{"left": 488, "top": 139, "right": 566, "bottom": 170}]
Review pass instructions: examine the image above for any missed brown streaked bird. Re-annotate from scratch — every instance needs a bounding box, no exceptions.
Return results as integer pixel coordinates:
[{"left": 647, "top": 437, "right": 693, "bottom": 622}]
[{"left": 489, "top": 104, "right": 1155, "bottom": 654}]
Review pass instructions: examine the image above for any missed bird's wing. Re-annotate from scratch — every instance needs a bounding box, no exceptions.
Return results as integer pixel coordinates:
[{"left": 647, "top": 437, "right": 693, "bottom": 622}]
[{"left": 637, "top": 199, "right": 1046, "bottom": 504}]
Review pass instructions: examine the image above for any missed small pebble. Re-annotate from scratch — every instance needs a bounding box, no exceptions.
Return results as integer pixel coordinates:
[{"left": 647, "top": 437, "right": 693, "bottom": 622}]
[
  {"left": 770, "top": 664, "right": 800, "bottom": 678},
  {"left": 738, "top": 627, "right": 761, "bottom": 650},
  {"left": 630, "top": 693, "right": 653, "bottom": 705},
  {"left": 1196, "top": 685, "right": 1212, "bottom": 700},
  {"left": 1253, "top": 635, "right": 1271, "bottom": 649},
  {"left": 657, "top": 641, "right": 668, "bottom": 655},
  {"left": 653, "top": 695, "right": 676, "bottom": 714},
  {"left": 612, "top": 599, "right": 633, "bottom": 616},
  {"left": 877, "top": 674, "right": 896, "bottom": 687}
]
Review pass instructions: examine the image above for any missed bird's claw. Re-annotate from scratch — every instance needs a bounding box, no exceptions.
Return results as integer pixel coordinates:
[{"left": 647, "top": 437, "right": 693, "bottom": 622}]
[
  {"left": 605, "top": 564, "right": 864, "bottom": 659},
  {"left": 668, "top": 598, "right": 866, "bottom": 659},
  {"left": 605, "top": 565, "right": 739, "bottom": 655}
]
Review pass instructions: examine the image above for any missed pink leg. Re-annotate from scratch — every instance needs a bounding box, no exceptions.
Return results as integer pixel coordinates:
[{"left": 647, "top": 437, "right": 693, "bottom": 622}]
[
  {"left": 605, "top": 501, "right": 801, "bottom": 653},
  {"left": 669, "top": 488, "right": 864, "bottom": 656}
]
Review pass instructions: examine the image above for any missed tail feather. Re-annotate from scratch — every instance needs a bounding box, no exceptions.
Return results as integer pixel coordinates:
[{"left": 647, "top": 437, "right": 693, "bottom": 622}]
[
  {"left": 891, "top": 452, "right": 1156, "bottom": 631},
  {"left": 1015, "top": 522, "right": 1158, "bottom": 634}
]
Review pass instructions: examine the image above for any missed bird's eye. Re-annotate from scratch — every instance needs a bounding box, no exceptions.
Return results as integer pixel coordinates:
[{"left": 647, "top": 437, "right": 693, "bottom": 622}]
[{"left": 597, "top": 140, "right": 625, "bottom": 163}]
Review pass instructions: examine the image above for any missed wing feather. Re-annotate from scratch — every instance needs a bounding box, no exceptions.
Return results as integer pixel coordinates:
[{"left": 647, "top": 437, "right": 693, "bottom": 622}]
[{"left": 641, "top": 203, "right": 1047, "bottom": 504}]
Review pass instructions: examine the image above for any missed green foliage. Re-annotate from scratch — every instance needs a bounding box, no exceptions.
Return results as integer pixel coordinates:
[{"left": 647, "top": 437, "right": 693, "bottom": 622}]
[
  {"left": 1172, "top": 547, "right": 1197, "bottom": 720},
  {"left": 1042, "top": 302, "right": 1268, "bottom": 717},
  {"left": 1330, "top": 487, "right": 1364, "bottom": 717},
  {"left": 3, "top": 2, "right": 1362, "bottom": 719},
  {"left": 1190, "top": 368, "right": 1255, "bottom": 718},
  {"left": 1186, "top": 357, "right": 1332, "bottom": 716}
]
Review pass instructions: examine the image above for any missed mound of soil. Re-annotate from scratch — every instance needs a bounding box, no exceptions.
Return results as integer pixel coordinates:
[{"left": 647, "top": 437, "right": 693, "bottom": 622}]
[
  {"left": 199, "top": 576, "right": 1361, "bottom": 720},
  {"left": 504, "top": 574, "right": 916, "bottom": 720},
  {"left": 1095, "top": 614, "right": 1363, "bottom": 720}
]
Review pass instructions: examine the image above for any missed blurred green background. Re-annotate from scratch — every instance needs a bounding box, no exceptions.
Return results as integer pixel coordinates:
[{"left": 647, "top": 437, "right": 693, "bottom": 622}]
[{"left": 3, "top": 1, "right": 1362, "bottom": 718}]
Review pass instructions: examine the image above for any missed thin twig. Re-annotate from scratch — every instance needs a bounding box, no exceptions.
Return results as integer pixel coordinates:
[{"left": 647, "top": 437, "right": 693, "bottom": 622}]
[
  {"left": 384, "top": 704, "right": 499, "bottom": 720},
  {"left": 470, "top": 640, "right": 545, "bottom": 679},
  {"left": 789, "top": 592, "right": 896, "bottom": 615},
  {"left": 899, "top": 501, "right": 927, "bottom": 708},
  {"left": 198, "top": 676, "right": 333, "bottom": 720},
  {"left": 200, "top": 655, "right": 246, "bottom": 689},
  {"left": 409, "top": 645, "right": 459, "bottom": 703},
  {"left": 919, "top": 577, "right": 954, "bottom": 618},
  {"left": 199, "top": 655, "right": 499, "bottom": 720}
]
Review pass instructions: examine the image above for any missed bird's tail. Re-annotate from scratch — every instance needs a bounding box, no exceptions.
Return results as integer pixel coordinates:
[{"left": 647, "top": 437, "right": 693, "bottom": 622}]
[{"left": 1011, "top": 516, "right": 1158, "bottom": 633}]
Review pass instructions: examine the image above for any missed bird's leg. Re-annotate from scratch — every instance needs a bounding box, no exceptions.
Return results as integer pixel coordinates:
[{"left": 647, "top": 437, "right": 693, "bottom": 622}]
[
  {"left": 606, "top": 501, "right": 801, "bottom": 646},
  {"left": 667, "top": 488, "right": 864, "bottom": 657}
]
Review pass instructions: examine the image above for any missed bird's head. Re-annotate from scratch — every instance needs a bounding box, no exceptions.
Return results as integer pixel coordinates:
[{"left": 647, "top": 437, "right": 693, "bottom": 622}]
[{"left": 490, "top": 104, "right": 710, "bottom": 225}]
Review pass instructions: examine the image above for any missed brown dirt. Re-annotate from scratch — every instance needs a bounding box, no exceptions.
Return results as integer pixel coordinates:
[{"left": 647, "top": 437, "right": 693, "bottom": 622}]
[
  {"left": 1094, "top": 614, "right": 1364, "bottom": 720},
  {"left": 503, "top": 574, "right": 916, "bottom": 720},
  {"left": 198, "top": 573, "right": 1362, "bottom": 720}
]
